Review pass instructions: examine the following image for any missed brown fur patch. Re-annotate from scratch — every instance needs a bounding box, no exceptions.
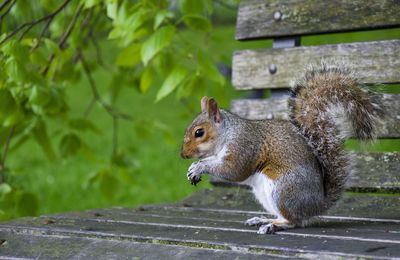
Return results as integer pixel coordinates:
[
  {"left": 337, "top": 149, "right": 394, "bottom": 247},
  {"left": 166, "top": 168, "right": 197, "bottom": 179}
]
[
  {"left": 181, "top": 122, "right": 216, "bottom": 158},
  {"left": 261, "top": 166, "right": 280, "bottom": 180},
  {"left": 278, "top": 205, "right": 296, "bottom": 224},
  {"left": 255, "top": 139, "right": 289, "bottom": 181}
]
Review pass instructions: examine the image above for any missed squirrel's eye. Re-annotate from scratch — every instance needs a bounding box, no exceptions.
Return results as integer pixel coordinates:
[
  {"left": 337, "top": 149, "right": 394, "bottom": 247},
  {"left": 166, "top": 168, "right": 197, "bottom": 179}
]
[{"left": 194, "top": 128, "right": 205, "bottom": 138}]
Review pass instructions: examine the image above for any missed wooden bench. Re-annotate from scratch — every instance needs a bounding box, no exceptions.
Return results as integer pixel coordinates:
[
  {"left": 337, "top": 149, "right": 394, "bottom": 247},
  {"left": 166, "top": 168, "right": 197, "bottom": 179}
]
[{"left": 1, "top": 0, "right": 399, "bottom": 258}]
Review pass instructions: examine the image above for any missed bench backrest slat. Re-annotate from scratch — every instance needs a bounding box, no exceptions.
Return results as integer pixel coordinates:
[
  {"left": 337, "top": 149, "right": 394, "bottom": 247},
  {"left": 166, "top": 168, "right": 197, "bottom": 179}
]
[
  {"left": 230, "top": 94, "right": 400, "bottom": 139},
  {"left": 236, "top": 0, "right": 400, "bottom": 40},
  {"left": 232, "top": 40, "right": 400, "bottom": 89}
]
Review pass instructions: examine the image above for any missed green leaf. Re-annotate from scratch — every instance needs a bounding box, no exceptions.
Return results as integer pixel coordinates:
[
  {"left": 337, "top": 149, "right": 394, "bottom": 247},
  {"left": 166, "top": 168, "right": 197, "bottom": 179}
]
[
  {"left": 44, "top": 39, "right": 61, "bottom": 57},
  {"left": 44, "top": 87, "right": 68, "bottom": 115},
  {"left": 116, "top": 44, "right": 141, "bottom": 67},
  {"left": 0, "top": 89, "right": 17, "bottom": 123},
  {"left": 29, "top": 85, "right": 51, "bottom": 107},
  {"left": 156, "top": 66, "right": 188, "bottom": 102},
  {"left": 107, "top": 0, "right": 118, "bottom": 20},
  {"left": 32, "top": 120, "right": 56, "bottom": 160},
  {"left": 152, "top": 52, "right": 173, "bottom": 77},
  {"left": 0, "top": 183, "right": 12, "bottom": 196},
  {"left": 100, "top": 172, "right": 119, "bottom": 199},
  {"left": 175, "top": 74, "right": 199, "bottom": 99},
  {"left": 198, "top": 52, "right": 225, "bottom": 85},
  {"left": 178, "top": 0, "right": 210, "bottom": 14},
  {"left": 140, "top": 66, "right": 154, "bottom": 93},
  {"left": 59, "top": 133, "right": 81, "bottom": 157},
  {"left": 0, "top": 88, "right": 22, "bottom": 126},
  {"left": 154, "top": 10, "right": 175, "bottom": 30},
  {"left": 69, "top": 119, "right": 100, "bottom": 134},
  {"left": 141, "top": 25, "right": 175, "bottom": 65},
  {"left": 182, "top": 14, "right": 212, "bottom": 31},
  {"left": 84, "top": 0, "right": 101, "bottom": 9},
  {"left": 112, "top": 152, "right": 137, "bottom": 169},
  {"left": 16, "top": 192, "right": 39, "bottom": 217}
]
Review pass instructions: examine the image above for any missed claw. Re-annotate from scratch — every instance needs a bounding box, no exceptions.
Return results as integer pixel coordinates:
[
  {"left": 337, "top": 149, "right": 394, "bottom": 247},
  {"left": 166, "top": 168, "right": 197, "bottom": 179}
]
[{"left": 190, "top": 175, "right": 201, "bottom": 186}]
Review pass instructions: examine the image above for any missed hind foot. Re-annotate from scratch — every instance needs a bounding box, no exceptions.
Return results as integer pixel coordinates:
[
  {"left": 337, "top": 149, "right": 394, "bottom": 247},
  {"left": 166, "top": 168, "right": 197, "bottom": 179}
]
[
  {"left": 257, "top": 221, "right": 295, "bottom": 235},
  {"left": 245, "top": 216, "right": 271, "bottom": 227}
]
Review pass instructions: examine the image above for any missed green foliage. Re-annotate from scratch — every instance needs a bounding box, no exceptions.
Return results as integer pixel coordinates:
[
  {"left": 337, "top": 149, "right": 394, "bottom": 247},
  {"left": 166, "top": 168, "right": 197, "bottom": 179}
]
[
  {"left": 0, "top": 0, "right": 228, "bottom": 220},
  {"left": 141, "top": 25, "right": 176, "bottom": 65}
]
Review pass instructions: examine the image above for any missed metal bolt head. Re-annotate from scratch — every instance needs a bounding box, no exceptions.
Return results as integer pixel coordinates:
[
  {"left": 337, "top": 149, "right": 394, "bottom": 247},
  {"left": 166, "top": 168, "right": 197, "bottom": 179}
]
[
  {"left": 268, "top": 64, "right": 277, "bottom": 74},
  {"left": 273, "top": 11, "right": 282, "bottom": 21}
]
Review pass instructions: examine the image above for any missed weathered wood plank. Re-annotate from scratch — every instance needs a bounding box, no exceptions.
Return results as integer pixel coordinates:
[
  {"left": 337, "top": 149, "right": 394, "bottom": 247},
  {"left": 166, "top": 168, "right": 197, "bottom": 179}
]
[
  {"left": 93, "top": 206, "right": 400, "bottom": 226},
  {"left": 181, "top": 188, "right": 400, "bottom": 220},
  {"left": 230, "top": 94, "right": 400, "bottom": 138},
  {"left": 236, "top": 0, "right": 400, "bottom": 40},
  {"left": 232, "top": 40, "right": 400, "bottom": 89},
  {"left": 211, "top": 152, "right": 400, "bottom": 191},
  {"left": 1, "top": 212, "right": 400, "bottom": 258},
  {"left": 46, "top": 207, "right": 400, "bottom": 242},
  {"left": 1, "top": 188, "right": 399, "bottom": 259},
  {"left": 348, "top": 153, "right": 400, "bottom": 191},
  {"left": 0, "top": 231, "right": 273, "bottom": 260}
]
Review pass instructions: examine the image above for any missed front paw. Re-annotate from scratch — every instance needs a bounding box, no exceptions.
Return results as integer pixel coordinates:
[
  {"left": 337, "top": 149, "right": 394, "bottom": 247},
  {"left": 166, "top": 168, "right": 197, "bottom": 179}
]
[{"left": 187, "top": 162, "right": 202, "bottom": 186}]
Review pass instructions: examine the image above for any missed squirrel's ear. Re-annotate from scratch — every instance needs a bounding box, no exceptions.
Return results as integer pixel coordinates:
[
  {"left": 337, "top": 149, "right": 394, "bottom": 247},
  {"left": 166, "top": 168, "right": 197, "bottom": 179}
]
[
  {"left": 200, "top": 96, "right": 209, "bottom": 113},
  {"left": 206, "top": 98, "right": 221, "bottom": 123}
]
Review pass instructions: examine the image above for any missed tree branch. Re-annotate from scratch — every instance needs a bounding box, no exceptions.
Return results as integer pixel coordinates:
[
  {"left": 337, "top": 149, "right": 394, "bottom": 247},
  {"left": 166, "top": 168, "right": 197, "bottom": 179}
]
[
  {"left": 0, "top": 0, "right": 12, "bottom": 12},
  {"left": 81, "top": 9, "right": 104, "bottom": 66},
  {"left": 79, "top": 51, "right": 132, "bottom": 159},
  {"left": 78, "top": 51, "right": 132, "bottom": 121},
  {"left": 84, "top": 97, "right": 96, "bottom": 118},
  {"left": 59, "top": 4, "right": 83, "bottom": 49},
  {"left": 0, "top": 0, "right": 15, "bottom": 28},
  {"left": 31, "top": 16, "right": 53, "bottom": 51},
  {"left": 42, "top": 3, "right": 83, "bottom": 76},
  {"left": 0, "top": 0, "right": 72, "bottom": 46}
]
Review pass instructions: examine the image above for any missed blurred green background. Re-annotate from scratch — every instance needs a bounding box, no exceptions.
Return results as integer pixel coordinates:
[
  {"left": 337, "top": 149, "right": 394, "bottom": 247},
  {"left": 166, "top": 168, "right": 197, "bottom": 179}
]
[{"left": 0, "top": 0, "right": 399, "bottom": 221}]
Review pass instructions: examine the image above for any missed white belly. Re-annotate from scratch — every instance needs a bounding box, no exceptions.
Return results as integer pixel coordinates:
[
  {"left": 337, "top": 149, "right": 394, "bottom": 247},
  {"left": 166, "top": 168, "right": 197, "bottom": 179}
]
[{"left": 241, "top": 172, "right": 283, "bottom": 219}]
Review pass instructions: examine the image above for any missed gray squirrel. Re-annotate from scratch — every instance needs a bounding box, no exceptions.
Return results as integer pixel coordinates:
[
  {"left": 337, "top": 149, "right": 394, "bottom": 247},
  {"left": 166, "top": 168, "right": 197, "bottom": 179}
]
[{"left": 180, "top": 64, "right": 380, "bottom": 234}]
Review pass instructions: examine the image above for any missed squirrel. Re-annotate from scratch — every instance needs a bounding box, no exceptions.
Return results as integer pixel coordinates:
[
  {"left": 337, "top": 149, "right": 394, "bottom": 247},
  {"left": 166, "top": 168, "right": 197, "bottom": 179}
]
[{"left": 180, "top": 63, "right": 381, "bottom": 234}]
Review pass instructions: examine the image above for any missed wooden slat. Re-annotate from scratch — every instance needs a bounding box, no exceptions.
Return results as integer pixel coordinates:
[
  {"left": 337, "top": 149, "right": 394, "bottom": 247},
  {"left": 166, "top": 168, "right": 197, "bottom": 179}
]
[
  {"left": 180, "top": 188, "right": 400, "bottom": 220},
  {"left": 1, "top": 187, "right": 399, "bottom": 259},
  {"left": 232, "top": 40, "right": 400, "bottom": 89},
  {"left": 210, "top": 152, "right": 400, "bottom": 192},
  {"left": 236, "top": 0, "right": 400, "bottom": 40},
  {"left": 230, "top": 94, "right": 400, "bottom": 138},
  {"left": 1, "top": 198, "right": 400, "bottom": 259},
  {"left": 349, "top": 153, "right": 400, "bottom": 191},
  {"left": 0, "top": 231, "right": 271, "bottom": 259}
]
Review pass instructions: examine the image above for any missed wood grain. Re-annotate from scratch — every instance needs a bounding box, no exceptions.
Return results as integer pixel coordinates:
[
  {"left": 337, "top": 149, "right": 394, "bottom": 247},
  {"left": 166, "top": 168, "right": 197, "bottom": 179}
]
[
  {"left": 232, "top": 40, "right": 400, "bottom": 89},
  {"left": 181, "top": 188, "right": 400, "bottom": 220},
  {"left": 210, "top": 152, "right": 400, "bottom": 192},
  {"left": 1, "top": 193, "right": 400, "bottom": 259},
  {"left": 230, "top": 94, "right": 400, "bottom": 138},
  {"left": 236, "top": 0, "right": 400, "bottom": 40}
]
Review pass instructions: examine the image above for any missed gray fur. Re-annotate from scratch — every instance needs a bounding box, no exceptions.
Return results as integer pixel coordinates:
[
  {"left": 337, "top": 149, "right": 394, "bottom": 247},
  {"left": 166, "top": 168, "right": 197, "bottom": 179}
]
[{"left": 289, "top": 62, "right": 379, "bottom": 210}]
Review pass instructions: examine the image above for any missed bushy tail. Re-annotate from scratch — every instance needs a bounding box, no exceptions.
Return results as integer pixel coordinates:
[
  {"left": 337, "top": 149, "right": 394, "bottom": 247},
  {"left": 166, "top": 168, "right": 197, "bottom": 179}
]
[{"left": 288, "top": 63, "right": 381, "bottom": 209}]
